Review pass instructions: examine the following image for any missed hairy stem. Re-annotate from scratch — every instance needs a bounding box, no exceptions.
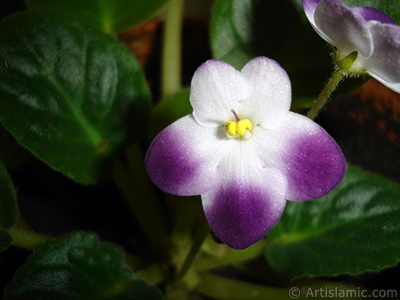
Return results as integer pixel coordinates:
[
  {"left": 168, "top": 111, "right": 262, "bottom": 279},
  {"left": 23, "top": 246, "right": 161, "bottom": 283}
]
[{"left": 306, "top": 68, "right": 346, "bottom": 120}]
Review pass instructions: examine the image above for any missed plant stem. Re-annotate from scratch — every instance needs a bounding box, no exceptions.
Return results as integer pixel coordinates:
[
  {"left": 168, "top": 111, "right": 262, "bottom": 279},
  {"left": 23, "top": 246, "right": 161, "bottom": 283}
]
[
  {"left": 8, "top": 228, "right": 52, "bottom": 249},
  {"left": 306, "top": 68, "right": 347, "bottom": 120},
  {"left": 112, "top": 145, "right": 169, "bottom": 252},
  {"left": 173, "top": 221, "right": 210, "bottom": 283},
  {"left": 162, "top": 0, "right": 185, "bottom": 98},
  {"left": 193, "top": 239, "right": 267, "bottom": 271}
]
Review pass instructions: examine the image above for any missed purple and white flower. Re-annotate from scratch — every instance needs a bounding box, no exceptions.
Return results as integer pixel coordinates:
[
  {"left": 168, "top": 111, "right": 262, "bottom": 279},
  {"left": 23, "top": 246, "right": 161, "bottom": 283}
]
[
  {"left": 146, "top": 57, "right": 346, "bottom": 249},
  {"left": 303, "top": 0, "right": 400, "bottom": 93}
]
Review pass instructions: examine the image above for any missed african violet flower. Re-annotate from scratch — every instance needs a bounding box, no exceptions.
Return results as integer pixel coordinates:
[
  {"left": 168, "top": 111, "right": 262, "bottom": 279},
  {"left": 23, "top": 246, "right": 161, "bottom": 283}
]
[
  {"left": 303, "top": 0, "right": 400, "bottom": 93},
  {"left": 146, "top": 57, "right": 346, "bottom": 249}
]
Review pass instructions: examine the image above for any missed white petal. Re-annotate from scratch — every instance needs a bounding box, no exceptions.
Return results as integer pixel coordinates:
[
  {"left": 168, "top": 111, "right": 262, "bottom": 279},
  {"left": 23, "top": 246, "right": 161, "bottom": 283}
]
[
  {"left": 190, "top": 60, "right": 250, "bottom": 127},
  {"left": 314, "top": 0, "right": 373, "bottom": 58},
  {"left": 239, "top": 57, "right": 291, "bottom": 129},
  {"left": 356, "top": 21, "right": 400, "bottom": 92}
]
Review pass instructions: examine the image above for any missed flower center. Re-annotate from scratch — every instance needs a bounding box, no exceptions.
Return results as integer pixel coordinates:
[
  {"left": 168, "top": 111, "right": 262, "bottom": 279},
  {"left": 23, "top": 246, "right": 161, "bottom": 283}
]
[{"left": 225, "top": 110, "right": 252, "bottom": 139}]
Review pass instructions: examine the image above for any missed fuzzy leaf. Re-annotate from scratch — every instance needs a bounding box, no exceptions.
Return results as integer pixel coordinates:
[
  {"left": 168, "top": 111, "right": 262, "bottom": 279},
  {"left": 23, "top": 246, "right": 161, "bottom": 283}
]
[
  {"left": 267, "top": 166, "right": 400, "bottom": 276},
  {"left": 4, "top": 232, "right": 165, "bottom": 300},
  {"left": 25, "top": 0, "right": 169, "bottom": 34},
  {"left": 0, "top": 10, "right": 150, "bottom": 184}
]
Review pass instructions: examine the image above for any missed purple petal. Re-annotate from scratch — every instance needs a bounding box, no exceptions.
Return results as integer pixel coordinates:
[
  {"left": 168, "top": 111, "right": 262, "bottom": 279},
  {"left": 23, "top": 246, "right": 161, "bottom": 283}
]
[
  {"left": 352, "top": 6, "right": 396, "bottom": 25},
  {"left": 253, "top": 112, "right": 345, "bottom": 201},
  {"left": 202, "top": 169, "right": 287, "bottom": 250},
  {"left": 145, "top": 115, "right": 221, "bottom": 196},
  {"left": 281, "top": 115, "right": 346, "bottom": 201}
]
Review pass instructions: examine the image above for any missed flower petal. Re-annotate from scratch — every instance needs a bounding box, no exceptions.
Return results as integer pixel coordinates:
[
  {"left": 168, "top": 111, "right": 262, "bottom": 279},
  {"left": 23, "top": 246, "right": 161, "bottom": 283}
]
[
  {"left": 202, "top": 167, "right": 287, "bottom": 250},
  {"left": 359, "top": 22, "right": 400, "bottom": 93},
  {"left": 352, "top": 6, "right": 396, "bottom": 25},
  {"left": 302, "top": 0, "right": 322, "bottom": 26},
  {"left": 202, "top": 141, "right": 287, "bottom": 250},
  {"left": 145, "top": 115, "right": 224, "bottom": 196},
  {"left": 240, "top": 57, "right": 291, "bottom": 129},
  {"left": 314, "top": 0, "right": 373, "bottom": 58},
  {"left": 252, "top": 112, "right": 346, "bottom": 201},
  {"left": 190, "top": 59, "right": 249, "bottom": 127},
  {"left": 282, "top": 113, "right": 346, "bottom": 200}
]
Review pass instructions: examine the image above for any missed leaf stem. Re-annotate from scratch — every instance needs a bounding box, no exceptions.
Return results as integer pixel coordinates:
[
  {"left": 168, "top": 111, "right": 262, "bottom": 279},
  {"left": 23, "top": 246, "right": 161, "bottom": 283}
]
[
  {"left": 8, "top": 228, "right": 52, "bottom": 249},
  {"left": 306, "top": 68, "right": 346, "bottom": 120},
  {"left": 161, "top": 0, "right": 185, "bottom": 98},
  {"left": 112, "top": 145, "right": 169, "bottom": 253},
  {"left": 173, "top": 221, "right": 210, "bottom": 283},
  {"left": 194, "top": 272, "right": 296, "bottom": 299}
]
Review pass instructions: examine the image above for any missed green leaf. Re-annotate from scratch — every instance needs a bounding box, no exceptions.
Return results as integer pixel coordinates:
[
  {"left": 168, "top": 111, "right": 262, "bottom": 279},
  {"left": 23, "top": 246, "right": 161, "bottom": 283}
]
[
  {"left": 148, "top": 88, "right": 192, "bottom": 139},
  {"left": 0, "top": 230, "right": 12, "bottom": 253},
  {"left": 4, "top": 232, "right": 165, "bottom": 300},
  {"left": 210, "top": 0, "right": 332, "bottom": 103},
  {"left": 25, "top": 0, "right": 169, "bottom": 34},
  {"left": 267, "top": 165, "right": 400, "bottom": 277},
  {"left": 210, "top": 0, "right": 255, "bottom": 70},
  {"left": 0, "top": 10, "right": 150, "bottom": 184},
  {"left": 0, "top": 125, "right": 32, "bottom": 171},
  {"left": 0, "top": 161, "right": 18, "bottom": 230}
]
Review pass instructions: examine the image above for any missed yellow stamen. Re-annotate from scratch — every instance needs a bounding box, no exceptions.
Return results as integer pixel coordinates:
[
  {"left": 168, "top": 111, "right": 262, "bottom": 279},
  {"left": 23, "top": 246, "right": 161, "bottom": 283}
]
[
  {"left": 225, "top": 120, "right": 237, "bottom": 136},
  {"left": 236, "top": 120, "right": 247, "bottom": 135},
  {"left": 225, "top": 118, "right": 253, "bottom": 137},
  {"left": 243, "top": 119, "right": 252, "bottom": 131}
]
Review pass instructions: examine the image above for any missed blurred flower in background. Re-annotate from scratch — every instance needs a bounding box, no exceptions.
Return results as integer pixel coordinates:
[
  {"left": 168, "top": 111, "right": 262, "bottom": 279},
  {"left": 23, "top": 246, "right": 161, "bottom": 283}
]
[{"left": 303, "top": 0, "right": 400, "bottom": 93}]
